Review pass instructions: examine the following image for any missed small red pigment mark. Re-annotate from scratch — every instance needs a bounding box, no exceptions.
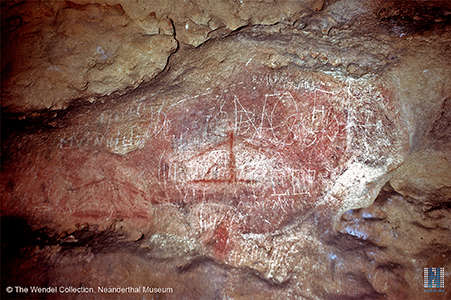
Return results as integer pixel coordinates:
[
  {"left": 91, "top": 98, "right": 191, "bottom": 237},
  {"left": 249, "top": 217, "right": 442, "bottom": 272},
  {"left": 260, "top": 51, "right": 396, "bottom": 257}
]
[
  {"left": 212, "top": 220, "right": 230, "bottom": 258},
  {"left": 228, "top": 131, "right": 237, "bottom": 183},
  {"left": 72, "top": 210, "right": 149, "bottom": 220},
  {"left": 72, "top": 210, "right": 110, "bottom": 219}
]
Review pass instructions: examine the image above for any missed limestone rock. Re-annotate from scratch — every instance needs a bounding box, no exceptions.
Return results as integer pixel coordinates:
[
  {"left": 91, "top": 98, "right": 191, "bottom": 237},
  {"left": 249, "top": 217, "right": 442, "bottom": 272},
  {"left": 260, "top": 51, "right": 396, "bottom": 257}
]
[
  {"left": 390, "top": 149, "right": 451, "bottom": 204},
  {"left": 1, "top": 1, "right": 451, "bottom": 299},
  {"left": 1, "top": 23, "right": 410, "bottom": 286},
  {"left": 2, "top": 1, "right": 177, "bottom": 112},
  {"left": 335, "top": 187, "right": 451, "bottom": 299},
  {"left": 2, "top": 0, "right": 326, "bottom": 112}
]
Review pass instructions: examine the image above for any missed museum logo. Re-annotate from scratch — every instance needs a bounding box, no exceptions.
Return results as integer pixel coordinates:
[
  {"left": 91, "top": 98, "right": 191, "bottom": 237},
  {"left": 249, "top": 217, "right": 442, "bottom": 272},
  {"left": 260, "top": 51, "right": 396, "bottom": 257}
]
[{"left": 424, "top": 267, "right": 444, "bottom": 293}]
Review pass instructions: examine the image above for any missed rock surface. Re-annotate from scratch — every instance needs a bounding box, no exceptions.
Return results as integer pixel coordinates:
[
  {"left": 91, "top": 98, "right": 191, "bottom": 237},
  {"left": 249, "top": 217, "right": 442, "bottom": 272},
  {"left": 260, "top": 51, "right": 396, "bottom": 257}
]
[
  {"left": 1, "top": 0, "right": 333, "bottom": 112},
  {"left": 1, "top": 0, "right": 451, "bottom": 299},
  {"left": 2, "top": 186, "right": 450, "bottom": 299},
  {"left": 2, "top": 0, "right": 177, "bottom": 112}
]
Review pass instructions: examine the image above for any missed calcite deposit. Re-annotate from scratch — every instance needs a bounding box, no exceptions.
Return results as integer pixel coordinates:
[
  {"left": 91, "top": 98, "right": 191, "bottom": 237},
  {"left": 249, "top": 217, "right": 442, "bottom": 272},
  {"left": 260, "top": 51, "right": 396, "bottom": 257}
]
[{"left": 1, "top": 0, "right": 450, "bottom": 299}]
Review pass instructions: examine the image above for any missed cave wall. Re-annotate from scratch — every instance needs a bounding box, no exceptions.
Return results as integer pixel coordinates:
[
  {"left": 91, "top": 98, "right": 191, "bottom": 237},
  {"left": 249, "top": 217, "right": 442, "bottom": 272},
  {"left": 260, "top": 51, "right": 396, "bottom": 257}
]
[{"left": 1, "top": 1, "right": 450, "bottom": 299}]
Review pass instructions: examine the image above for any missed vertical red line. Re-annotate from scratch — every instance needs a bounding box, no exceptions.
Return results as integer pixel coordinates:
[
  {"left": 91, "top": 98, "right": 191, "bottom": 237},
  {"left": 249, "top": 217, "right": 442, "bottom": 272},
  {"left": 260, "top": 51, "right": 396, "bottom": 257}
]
[{"left": 228, "top": 131, "right": 237, "bottom": 183}]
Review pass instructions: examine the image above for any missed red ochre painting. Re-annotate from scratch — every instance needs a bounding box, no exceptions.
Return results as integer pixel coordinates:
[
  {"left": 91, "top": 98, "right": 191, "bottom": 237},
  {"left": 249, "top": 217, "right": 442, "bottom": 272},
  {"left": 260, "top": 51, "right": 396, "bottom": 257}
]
[{"left": 1, "top": 68, "right": 398, "bottom": 258}]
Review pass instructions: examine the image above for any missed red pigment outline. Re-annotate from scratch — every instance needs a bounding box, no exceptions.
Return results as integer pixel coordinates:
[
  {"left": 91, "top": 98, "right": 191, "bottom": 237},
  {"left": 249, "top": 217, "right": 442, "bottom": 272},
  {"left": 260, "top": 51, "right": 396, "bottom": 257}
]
[{"left": 186, "top": 131, "right": 256, "bottom": 185}]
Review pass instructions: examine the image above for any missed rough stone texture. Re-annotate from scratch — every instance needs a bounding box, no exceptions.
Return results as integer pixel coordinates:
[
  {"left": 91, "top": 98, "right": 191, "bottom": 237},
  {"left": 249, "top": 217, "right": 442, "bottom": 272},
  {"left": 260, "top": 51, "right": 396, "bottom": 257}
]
[
  {"left": 6, "top": 0, "right": 449, "bottom": 113},
  {"left": 390, "top": 149, "right": 451, "bottom": 204},
  {"left": 1, "top": 0, "right": 330, "bottom": 112},
  {"left": 1, "top": 0, "right": 177, "bottom": 112},
  {"left": 2, "top": 186, "right": 450, "bottom": 299},
  {"left": 334, "top": 186, "right": 451, "bottom": 300},
  {"left": 1, "top": 33, "right": 408, "bottom": 243},
  {"left": 1, "top": 0, "right": 451, "bottom": 299}
]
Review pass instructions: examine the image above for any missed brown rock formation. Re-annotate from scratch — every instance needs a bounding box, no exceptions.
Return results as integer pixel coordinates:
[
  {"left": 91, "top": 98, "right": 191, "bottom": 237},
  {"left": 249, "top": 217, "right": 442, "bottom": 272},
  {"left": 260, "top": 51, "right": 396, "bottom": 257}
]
[{"left": 1, "top": 1, "right": 450, "bottom": 299}]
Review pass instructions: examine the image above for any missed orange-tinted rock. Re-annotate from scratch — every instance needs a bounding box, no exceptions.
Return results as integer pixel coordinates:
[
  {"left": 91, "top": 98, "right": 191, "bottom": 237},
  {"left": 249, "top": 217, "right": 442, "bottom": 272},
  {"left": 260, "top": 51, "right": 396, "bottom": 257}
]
[
  {"left": 1, "top": 63, "right": 408, "bottom": 270},
  {"left": 1, "top": 1, "right": 450, "bottom": 299}
]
